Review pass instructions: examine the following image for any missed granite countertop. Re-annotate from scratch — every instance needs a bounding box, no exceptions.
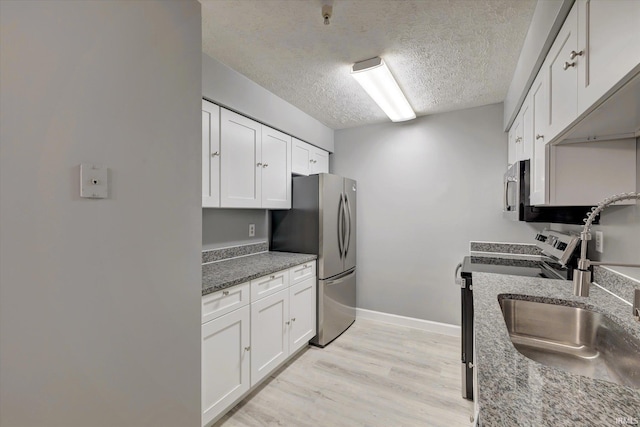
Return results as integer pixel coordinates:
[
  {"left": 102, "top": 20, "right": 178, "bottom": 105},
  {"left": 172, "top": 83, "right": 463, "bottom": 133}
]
[
  {"left": 474, "top": 273, "right": 640, "bottom": 426},
  {"left": 202, "top": 251, "right": 317, "bottom": 296}
]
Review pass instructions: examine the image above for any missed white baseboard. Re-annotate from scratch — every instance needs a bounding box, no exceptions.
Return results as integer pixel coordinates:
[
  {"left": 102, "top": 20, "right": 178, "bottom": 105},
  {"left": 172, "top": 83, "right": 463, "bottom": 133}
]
[{"left": 355, "top": 308, "right": 460, "bottom": 337}]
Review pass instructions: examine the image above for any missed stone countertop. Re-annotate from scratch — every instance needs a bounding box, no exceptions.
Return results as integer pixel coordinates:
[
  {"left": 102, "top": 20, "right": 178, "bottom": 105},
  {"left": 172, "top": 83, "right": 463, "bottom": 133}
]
[
  {"left": 474, "top": 273, "right": 640, "bottom": 426},
  {"left": 202, "top": 252, "right": 317, "bottom": 296}
]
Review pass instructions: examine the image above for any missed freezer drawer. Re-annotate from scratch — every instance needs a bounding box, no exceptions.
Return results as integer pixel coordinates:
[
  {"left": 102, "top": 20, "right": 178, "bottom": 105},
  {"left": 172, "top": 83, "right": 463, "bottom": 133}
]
[{"left": 312, "top": 268, "right": 356, "bottom": 347}]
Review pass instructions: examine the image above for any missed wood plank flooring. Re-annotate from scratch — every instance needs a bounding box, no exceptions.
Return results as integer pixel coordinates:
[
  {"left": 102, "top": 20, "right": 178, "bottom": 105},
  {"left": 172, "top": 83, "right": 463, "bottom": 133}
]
[{"left": 215, "top": 318, "right": 474, "bottom": 427}]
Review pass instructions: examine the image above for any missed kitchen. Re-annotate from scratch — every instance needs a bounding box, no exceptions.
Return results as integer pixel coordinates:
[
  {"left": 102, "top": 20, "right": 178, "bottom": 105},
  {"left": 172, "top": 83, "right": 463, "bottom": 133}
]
[{"left": 1, "top": 1, "right": 638, "bottom": 427}]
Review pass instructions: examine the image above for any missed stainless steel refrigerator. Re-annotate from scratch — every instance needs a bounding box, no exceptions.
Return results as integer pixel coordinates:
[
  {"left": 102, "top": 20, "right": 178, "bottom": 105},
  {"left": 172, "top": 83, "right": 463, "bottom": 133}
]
[{"left": 271, "top": 173, "right": 356, "bottom": 347}]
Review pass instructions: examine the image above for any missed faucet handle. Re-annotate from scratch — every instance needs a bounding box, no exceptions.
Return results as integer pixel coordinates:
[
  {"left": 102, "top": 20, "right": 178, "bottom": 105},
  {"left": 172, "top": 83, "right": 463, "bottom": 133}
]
[{"left": 634, "top": 289, "right": 640, "bottom": 321}]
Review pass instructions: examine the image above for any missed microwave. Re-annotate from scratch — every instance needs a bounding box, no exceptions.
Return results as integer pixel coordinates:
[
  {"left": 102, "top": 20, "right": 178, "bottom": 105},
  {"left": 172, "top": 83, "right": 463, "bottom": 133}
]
[{"left": 503, "top": 160, "right": 597, "bottom": 225}]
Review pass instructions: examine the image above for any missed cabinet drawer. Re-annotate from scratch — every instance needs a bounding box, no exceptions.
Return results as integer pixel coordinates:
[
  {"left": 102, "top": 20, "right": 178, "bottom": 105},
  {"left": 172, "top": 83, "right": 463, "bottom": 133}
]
[
  {"left": 251, "top": 270, "right": 289, "bottom": 301},
  {"left": 202, "top": 282, "right": 250, "bottom": 324},
  {"left": 290, "top": 261, "right": 316, "bottom": 285}
]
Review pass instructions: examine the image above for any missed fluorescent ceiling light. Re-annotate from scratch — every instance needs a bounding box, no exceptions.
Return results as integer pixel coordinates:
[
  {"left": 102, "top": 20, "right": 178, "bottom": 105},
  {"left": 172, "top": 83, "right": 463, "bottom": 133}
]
[{"left": 351, "top": 57, "right": 416, "bottom": 122}]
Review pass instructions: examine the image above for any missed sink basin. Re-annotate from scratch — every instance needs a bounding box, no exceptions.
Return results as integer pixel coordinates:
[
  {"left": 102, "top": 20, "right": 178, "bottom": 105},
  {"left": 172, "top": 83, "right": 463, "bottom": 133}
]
[{"left": 499, "top": 296, "right": 640, "bottom": 389}]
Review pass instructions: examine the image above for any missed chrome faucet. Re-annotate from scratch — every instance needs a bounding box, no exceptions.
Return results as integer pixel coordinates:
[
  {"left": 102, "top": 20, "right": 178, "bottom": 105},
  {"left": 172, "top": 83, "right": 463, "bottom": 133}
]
[{"left": 572, "top": 192, "right": 640, "bottom": 297}]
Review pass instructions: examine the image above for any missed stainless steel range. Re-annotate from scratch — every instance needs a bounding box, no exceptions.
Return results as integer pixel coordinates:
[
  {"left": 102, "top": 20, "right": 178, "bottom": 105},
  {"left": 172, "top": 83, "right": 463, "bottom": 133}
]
[{"left": 455, "top": 229, "right": 581, "bottom": 400}]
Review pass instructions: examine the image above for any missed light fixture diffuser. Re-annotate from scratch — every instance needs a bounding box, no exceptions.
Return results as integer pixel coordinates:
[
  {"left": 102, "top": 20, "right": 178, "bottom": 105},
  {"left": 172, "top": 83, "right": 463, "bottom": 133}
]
[{"left": 351, "top": 57, "right": 416, "bottom": 122}]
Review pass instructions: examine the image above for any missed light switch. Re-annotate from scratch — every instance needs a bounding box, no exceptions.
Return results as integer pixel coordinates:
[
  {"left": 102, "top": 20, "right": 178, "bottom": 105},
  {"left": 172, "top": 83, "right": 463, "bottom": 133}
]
[{"left": 80, "top": 163, "right": 108, "bottom": 198}]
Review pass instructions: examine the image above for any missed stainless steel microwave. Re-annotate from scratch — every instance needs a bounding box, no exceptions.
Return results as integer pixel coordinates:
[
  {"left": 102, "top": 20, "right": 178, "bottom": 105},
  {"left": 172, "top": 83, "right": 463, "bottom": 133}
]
[{"left": 502, "top": 160, "right": 596, "bottom": 225}]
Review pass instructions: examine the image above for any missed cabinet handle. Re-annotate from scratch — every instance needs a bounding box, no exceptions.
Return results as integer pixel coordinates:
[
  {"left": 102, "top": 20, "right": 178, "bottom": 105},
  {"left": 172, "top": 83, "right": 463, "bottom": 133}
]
[
  {"left": 211, "top": 151, "right": 219, "bottom": 157},
  {"left": 515, "top": 137, "right": 522, "bottom": 143},
  {"left": 285, "top": 321, "right": 290, "bottom": 325},
  {"left": 222, "top": 290, "right": 229, "bottom": 296},
  {"left": 291, "top": 318, "right": 296, "bottom": 322},
  {"left": 263, "top": 163, "right": 268, "bottom": 168},
  {"left": 256, "top": 162, "right": 262, "bottom": 167},
  {"left": 536, "top": 134, "right": 544, "bottom": 140},
  {"left": 569, "top": 50, "right": 583, "bottom": 60},
  {"left": 563, "top": 61, "right": 575, "bottom": 70},
  {"left": 244, "top": 346, "right": 251, "bottom": 351},
  {"left": 270, "top": 275, "right": 275, "bottom": 279}
]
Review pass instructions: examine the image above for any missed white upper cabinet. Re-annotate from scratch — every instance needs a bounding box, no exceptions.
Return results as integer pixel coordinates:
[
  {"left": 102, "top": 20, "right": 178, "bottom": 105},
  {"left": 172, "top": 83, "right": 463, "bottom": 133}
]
[
  {"left": 576, "top": 0, "right": 640, "bottom": 113},
  {"left": 218, "top": 108, "right": 291, "bottom": 209},
  {"left": 546, "top": 3, "right": 579, "bottom": 140},
  {"left": 292, "top": 138, "right": 330, "bottom": 175},
  {"left": 220, "top": 108, "right": 262, "bottom": 208},
  {"left": 530, "top": 72, "right": 550, "bottom": 206},
  {"left": 540, "top": 0, "right": 640, "bottom": 144},
  {"left": 261, "top": 127, "right": 291, "bottom": 209},
  {"left": 202, "top": 100, "right": 220, "bottom": 207}
]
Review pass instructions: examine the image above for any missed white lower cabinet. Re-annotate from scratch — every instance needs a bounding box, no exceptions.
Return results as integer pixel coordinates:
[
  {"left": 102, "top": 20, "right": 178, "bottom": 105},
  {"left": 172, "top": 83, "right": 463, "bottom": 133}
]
[
  {"left": 202, "top": 305, "right": 250, "bottom": 427},
  {"left": 202, "top": 262, "right": 317, "bottom": 426},
  {"left": 250, "top": 289, "right": 290, "bottom": 386},
  {"left": 289, "top": 277, "right": 317, "bottom": 354}
]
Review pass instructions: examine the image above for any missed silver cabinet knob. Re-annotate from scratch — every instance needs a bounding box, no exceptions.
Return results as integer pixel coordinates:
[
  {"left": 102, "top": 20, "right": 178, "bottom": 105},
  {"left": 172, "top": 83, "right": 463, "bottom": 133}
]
[
  {"left": 211, "top": 151, "right": 219, "bottom": 157},
  {"left": 244, "top": 346, "right": 251, "bottom": 351},
  {"left": 285, "top": 321, "right": 290, "bottom": 325},
  {"left": 270, "top": 275, "right": 275, "bottom": 279},
  {"left": 536, "top": 134, "right": 544, "bottom": 140},
  {"left": 291, "top": 318, "right": 296, "bottom": 322},
  {"left": 563, "top": 61, "right": 575, "bottom": 70},
  {"left": 262, "top": 163, "right": 268, "bottom": 168},
  {"left": 515, "top": 137, "right": 522, "bottom": 143},
  {"left": 569, "top": 50, "right": 584, "bottom": 60},
  {"left": 222, "top": 290, "right": 229, "bottom": 296},
  {"left": 256, "top": 162, "right": 262, "bottom": 167}
]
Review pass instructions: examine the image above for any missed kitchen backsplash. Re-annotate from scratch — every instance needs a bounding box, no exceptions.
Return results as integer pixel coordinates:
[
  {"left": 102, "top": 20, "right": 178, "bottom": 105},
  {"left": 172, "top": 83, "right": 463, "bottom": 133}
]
[
  {"left": 470, "top": 241, "right": 542, "bottom": 256},
  {"left": 202, "top": 241, "right": 268, "bottom": 264},
  {"left": 593, "top": 266, "right": 640, "bottom": 304}
]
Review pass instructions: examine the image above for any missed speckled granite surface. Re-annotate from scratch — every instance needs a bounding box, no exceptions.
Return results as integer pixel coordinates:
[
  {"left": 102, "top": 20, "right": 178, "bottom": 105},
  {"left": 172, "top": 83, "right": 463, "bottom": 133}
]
[
  {"left": 594, "top": 266, "right": 640, "bottom": 303},
  {"left": 474, "top": 273, "right": 640, "bottom": 426},
  {"left": 471, "top": 241, "right": 542, "bottom": 256},
  {"left": 469, "top": 256, "right": 543, "bottom": 269},
  {"left": 202, "top": 252, "right": 317, "bottom": 296},
  {"left": 202, "top": 242, "right": 269, "bottom": 264}
]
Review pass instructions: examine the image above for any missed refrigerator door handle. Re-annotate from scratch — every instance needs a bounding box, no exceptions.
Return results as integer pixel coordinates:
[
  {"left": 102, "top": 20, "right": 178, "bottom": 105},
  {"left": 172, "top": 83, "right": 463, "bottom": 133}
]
[
  {"left": 344, "top": 193, "right": 352, "bottom": 257},
  {"left": 337, "top": 193, "right": 344, "bottom": 259}
]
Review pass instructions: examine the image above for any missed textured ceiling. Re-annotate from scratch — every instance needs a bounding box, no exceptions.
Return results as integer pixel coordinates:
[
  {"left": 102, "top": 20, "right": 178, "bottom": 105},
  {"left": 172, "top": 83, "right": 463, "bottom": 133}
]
[{"left": 201, "top": 0, "right": 537, "bottom": 130}]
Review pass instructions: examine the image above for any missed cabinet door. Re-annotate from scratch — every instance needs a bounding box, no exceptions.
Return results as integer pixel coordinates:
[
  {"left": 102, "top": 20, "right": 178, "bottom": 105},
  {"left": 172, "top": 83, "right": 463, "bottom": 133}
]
[
  {"left": 577, "top": 0, "right": 640, "bottom": 113},
  {"left": 289, "top": 277, "right": 317, "bottom": 354},
  {"left": 261, "top": 126, "right": 291, "bottom": 209},
  {"left": 520, "top": 95, "right": 533, "bottom": 161},
  {"left": 250, "top": 289, "right": 289, "bottom": 386},
  {"left": 312, "top": 148, "right": 329, "bottom": 174},
  {"left": 507, "top": 115, "right": 521, "bottom": 166},
  {"left": 292, "top": 138, "right": 312, "bottom": 176},
  {"left": 546, "top": 3, "right": 578, "bottom": 140},
  {"left": 220, "top": 109, "right": 262, "bottom": 208},
  {"left": 202, "top": 100, "right": 220, "bottom": 208},
  {"left": 530, "top": 73, "right": 549, "bottom": 206},
  {"left": 202, "top": 306, "right": 250, "bottom": 426}
]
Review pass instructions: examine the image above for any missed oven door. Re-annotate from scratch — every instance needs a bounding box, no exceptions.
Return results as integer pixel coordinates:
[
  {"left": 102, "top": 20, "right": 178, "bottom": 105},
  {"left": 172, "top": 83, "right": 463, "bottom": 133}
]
[{"left": 503, "top": 161, "right": 520, "bottom": 221}]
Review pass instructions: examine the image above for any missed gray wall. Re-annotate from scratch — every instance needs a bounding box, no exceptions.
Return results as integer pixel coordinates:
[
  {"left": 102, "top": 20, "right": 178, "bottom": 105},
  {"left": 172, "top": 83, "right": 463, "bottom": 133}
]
[
  {"left": 553, "top": 139, "right": 640, "bottom": 281},
  {"left": 0, "top": 1, "right": 202, "bottom": 426},
  {"left": 332, "top": 103, "right": 539, "bottom": 326},
  {"left": 503, "top": 0, "right": 573, "bottom": 130},
  {"left": 202, "top": 53, "right": 335, "bottom": 152},
  {"left": 203, "top": 209, "right": 269, "bottom": 250}
]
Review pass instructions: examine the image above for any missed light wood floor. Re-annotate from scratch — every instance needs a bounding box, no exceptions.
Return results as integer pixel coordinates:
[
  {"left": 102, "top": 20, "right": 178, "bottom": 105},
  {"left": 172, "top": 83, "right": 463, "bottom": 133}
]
[{"left": 215, "top": 318, "right": 474, "bottom": 427}]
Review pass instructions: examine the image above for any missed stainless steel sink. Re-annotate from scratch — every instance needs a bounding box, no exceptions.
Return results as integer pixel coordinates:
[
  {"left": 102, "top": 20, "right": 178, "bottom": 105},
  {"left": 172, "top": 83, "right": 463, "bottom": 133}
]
[{"left": 499, "top": 297, "right": 640, "bottom": 389}]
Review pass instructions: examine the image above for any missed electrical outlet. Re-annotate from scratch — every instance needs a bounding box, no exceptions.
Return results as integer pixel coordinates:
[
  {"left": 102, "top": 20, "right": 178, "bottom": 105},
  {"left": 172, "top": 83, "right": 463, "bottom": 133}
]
[
  {"left": 595, "top": 231, "right": 604, "bottom": 253},
  {"left": 249, "top": 224, "right": 255, "bottom": 237}
]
